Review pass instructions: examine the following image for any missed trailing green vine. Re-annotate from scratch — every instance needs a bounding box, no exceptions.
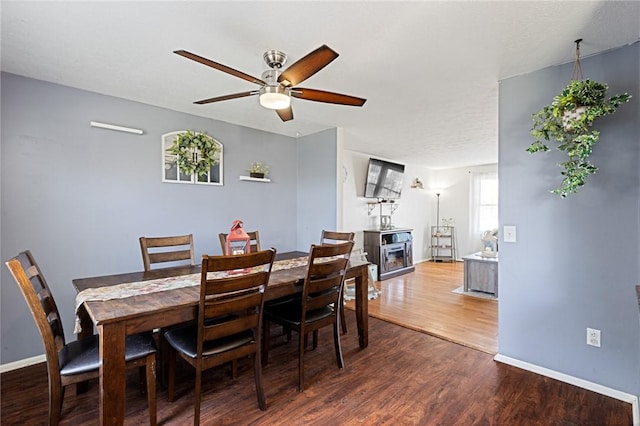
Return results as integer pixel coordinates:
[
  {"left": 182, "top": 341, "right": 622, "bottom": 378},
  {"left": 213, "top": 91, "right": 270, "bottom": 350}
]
[
  {"left": 167, "top": 130, "right": 221, "bottom": 177},
  {"left": 527, "top": 79, "right": 630, "bottom": 197}
]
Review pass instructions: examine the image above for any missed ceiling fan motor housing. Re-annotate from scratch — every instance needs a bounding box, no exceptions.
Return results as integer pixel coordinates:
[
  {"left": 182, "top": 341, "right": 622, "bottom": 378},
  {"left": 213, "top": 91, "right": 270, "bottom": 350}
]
[{"left": 263, "top": 50, "right": 287, "bottom": 69}]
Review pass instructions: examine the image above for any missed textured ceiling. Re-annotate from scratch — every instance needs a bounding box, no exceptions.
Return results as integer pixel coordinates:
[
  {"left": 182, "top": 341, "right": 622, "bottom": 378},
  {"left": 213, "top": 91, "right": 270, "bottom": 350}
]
[{"left": 2, "top": 1, "right": 639, "bottom": 169}]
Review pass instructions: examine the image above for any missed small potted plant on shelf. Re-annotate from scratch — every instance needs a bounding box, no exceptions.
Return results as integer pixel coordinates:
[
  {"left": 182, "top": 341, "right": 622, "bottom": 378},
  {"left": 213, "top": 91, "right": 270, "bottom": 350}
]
[
  {"left": 526, "top": 79, "right": 630, "bottom": 197},
  {"left": 248, "top": 161, "right": 269, "bottom": 179}
]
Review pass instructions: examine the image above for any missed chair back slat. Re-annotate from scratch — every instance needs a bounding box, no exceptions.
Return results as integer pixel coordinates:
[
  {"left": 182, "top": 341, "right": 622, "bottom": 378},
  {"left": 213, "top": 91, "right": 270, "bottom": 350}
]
[
  {"left": 309, "top": 259, "right": 348, "bottom": 278},
  {"left": 204, "top": 272, "right": 269, "bottom": 295},
  {"left": 306, "top": 293, "right": 337, "bottom": 312},
  {"left": 204, "top": 314, "right": 259, "bottom": 341},
  {"left": 139, "top": 234, "right": 195, "bottom": 271},
  {"left": 308, "top": 274, "right": 344, "bottom": 295},
  {"left": 203, "top": 292, "right": 263, "bottom": 318},
  {"left": 144, "top": 235, "right": 192, "bottom": 247},
  {"left": 320, "top": 230, "right": 355, "bottom": 245},
  {"left": 148, "top": 249, "right": 194, "bottom": 265}
]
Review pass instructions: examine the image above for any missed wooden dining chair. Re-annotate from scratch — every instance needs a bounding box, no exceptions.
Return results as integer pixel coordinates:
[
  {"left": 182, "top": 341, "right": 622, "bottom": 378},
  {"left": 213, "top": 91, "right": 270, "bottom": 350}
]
[
  {"left": 320, "top": 230, "right": 355, "bottom": 334},
  {"left": 164, "top": 249, "right": 276, "bottom": 425},
  {"left": 139, "top": 234, "right": 195, "bottom": 271},
  {"left": 263, "top": 240, "right": 354, "bottom": 392},
  {"left": 139, "top": 233, "right": 196, "bottom": 383},
  {"left": 4, "top": 250, "right": 157, "bottom": 426},
  {"left": 218, "top": 231, "right": 261, "bottom": 254}
]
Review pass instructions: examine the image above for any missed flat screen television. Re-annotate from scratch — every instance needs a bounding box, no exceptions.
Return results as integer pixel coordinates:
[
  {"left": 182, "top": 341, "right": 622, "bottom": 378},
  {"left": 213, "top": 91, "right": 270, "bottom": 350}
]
[{"left": 364, "top": 158, "right": 405, "bottom": 200}]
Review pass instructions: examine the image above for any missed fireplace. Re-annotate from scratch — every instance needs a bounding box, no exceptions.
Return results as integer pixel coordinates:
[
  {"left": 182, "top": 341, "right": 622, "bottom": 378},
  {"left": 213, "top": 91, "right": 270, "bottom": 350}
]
[{"left": 383, "top": 244, "right": 407, "bottom": 272}]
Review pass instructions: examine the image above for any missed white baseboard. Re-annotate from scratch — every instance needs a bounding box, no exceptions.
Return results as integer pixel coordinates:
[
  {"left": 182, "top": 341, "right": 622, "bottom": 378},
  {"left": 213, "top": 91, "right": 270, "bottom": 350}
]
[
  {"left": 494, "top": 353, "right": 639, "bottom": 426},
  {"left": 0, "top": 354, "right": 46, "bottom": 374}
]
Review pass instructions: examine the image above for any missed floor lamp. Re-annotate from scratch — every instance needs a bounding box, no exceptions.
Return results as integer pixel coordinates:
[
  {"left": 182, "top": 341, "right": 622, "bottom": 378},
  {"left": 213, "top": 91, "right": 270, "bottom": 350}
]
[{"left": 436, "top": 192, "right": 441, "bottom": 232}]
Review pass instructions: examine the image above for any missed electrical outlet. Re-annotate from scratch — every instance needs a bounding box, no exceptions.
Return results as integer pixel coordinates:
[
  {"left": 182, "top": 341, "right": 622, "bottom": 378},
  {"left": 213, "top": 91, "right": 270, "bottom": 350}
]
[{"left": 587, "top": 328, "right": 601, "bottom": 347}]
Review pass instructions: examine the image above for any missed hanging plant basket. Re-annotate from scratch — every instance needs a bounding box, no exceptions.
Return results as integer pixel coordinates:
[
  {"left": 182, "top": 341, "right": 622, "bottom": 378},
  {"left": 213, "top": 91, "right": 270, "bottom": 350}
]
[
  {"left": 561, "top": 105, "right": 589, "bottom": 131},
  {"left": 167, "top": 130, "right": 221, "bottom": 177},
  {"left": 527, "top": 79, "right": 630, "bottom": 197},
  {"left": 526, "top": 78, "right": 630, "bottom": 197},
  {"left": 526, "top": 39, "right": 631, "bottom": 198}
]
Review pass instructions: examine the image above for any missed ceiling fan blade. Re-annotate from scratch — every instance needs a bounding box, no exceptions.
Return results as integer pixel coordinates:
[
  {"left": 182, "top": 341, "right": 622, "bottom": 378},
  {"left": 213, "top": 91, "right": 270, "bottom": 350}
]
[
  {"left": 278, "top": 45, "right": 339, "bottom": 87},
  {"left": 174, "top": 50, "right": 266, "bottom": 86},
  {"left": 291, "top": 88, "right": 367, "bottom": 106},
  {"left": 276, "top": 106, "right": 294, "bottom": 122},
  {"left": 194, "top": 91, "right": 258, "bottom": 104}
]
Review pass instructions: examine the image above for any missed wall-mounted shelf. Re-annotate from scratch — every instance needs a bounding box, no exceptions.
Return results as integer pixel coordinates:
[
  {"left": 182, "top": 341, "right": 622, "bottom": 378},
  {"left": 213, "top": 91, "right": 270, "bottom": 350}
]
[
  {"left": 367, "top": 201, "right": 399, "bottom": 229},
  {"left": 239, "top": 176, "right": 271, "bottom": 183},
  {"left": 367, "top": 201, "right": 399, "bottom": 215}
]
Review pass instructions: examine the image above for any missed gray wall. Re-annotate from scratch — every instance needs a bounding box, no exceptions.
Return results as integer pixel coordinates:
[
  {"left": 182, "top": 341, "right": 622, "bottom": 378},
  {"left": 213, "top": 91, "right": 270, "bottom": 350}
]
[
  {"left": 0, "top": 72, "right": 336, "bottom": 363},
  {"left": 297, "top": 128, "right": 338, "bottom": 249},
  {"left": 498, "top": 42, "right": 639, "bottom": 395}
]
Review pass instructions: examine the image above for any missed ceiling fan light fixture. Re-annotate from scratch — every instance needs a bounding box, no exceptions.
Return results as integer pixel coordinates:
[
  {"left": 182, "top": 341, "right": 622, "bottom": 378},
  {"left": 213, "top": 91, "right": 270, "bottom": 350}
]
[{"left": 259, "top": 86, "right": 291, "bottom": 110}]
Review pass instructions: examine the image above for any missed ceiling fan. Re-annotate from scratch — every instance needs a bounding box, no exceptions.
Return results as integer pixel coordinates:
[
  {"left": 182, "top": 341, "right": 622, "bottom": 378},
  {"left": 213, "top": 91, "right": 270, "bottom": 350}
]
[{"left": 174, "top": 45, "right": 367, "bottom": 122}]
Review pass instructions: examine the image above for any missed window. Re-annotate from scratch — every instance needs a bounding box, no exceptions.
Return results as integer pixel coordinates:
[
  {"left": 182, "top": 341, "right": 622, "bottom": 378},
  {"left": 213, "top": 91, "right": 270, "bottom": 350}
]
[
  {"left": 162, "top": 131, "right": 224, "bottom": 185},
  {"left": 469, "top": 172, "right": 498, "bottom": 238}
]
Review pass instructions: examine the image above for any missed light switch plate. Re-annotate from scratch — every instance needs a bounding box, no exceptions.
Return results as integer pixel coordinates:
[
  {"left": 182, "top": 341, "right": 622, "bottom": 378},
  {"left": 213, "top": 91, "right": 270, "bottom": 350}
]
[{"left": 503, "top": 226, "right": 517, "bottom": 242}]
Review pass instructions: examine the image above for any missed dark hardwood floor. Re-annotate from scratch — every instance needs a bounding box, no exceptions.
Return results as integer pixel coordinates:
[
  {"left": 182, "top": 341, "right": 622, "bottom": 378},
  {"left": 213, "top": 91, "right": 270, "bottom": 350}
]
[{"left": 1, "top": 311, "right": 632, "bottom": 425}]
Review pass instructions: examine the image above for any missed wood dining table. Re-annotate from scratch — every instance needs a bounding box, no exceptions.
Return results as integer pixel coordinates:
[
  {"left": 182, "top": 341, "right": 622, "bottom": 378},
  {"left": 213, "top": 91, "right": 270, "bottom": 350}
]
[{"left": 72, "top": 251, "right": 370, "bottom": 426}]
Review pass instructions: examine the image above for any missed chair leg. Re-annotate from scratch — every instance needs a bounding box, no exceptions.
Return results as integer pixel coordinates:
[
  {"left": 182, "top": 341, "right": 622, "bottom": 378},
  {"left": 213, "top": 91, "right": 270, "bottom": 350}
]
[
  {"left": 50, "top": 381, "right": 63, "bottom": 426},
  {"left": 253, "top": 352, "right": 267, "bottom": 410},
  {"left": 167, "top": 349, "right": 177, "bottom": 402},
  {"left": 262, "top": 319, "right": 270, "bottom": 366},
  {"left": 138, "top": 365, "right": 147, "bottom": 394},
  {"left": 159, "top": 329, "right": 169, "bottom": 388},
  {"left": 297, "top": 330, "right": 305, "bottom": 392},
  {"left": 146, "top": 354, "right": 157, "bottom": 426},
  {"left": 312, "top": 330, "right": 318, "bottom": 350},
  {"left": 340, "top": 298, "right": 347, "bottom": 334},
  {"left": 193, "top": 364, "right": 202, "bottom": 426},
  {"left": 333, "top": 321, "right": 345, "bottom": 369},
  {"left": 231, "top": 360, "right": 238, "bottom": 379}
]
